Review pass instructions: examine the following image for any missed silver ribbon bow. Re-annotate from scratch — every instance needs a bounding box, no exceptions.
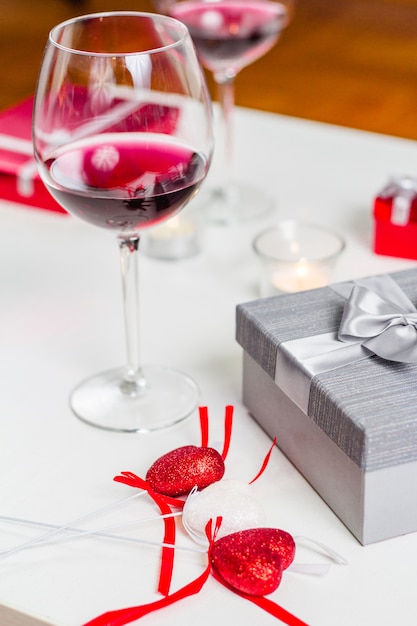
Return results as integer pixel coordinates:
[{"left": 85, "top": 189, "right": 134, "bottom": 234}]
[
  {"left": 337, "top": 275, "right": 417, "bottom": 364},
  {"left": 275, "top": 274, "right": 417, "bottom": 414}
]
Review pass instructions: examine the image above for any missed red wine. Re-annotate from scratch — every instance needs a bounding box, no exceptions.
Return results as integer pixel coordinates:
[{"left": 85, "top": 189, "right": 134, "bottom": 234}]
[
  {"left": 170, "top": 0, "right": 288, "bottom": 74},
  {"left": 42, "top": 134, "right": 206, "bottom": 232}
]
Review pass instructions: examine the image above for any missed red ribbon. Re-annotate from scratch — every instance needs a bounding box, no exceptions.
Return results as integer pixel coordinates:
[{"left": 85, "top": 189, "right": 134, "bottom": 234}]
[
  {"left": 210, "top": 568, "right": 309, "bottom": 626},
  {"left": 199, "top": 406, "right": 209, "bottom": 448},
  {"left": 249, "top": 437, "right": 277, "bottom": 484},
  {"left": 221, "top": 405, "right": 234, "bottom": 461},
  {"left": 247, "top": 596, "right": 309, "bottom": 626},
  {"left": 113, "top": 472, "right": 180, "bottom": 596},
  {"left": 82, "top": 564, "right": 211, "bottom": 626},
  {"left": 199, "top": 405, "right": 234, "bottom": 461}
]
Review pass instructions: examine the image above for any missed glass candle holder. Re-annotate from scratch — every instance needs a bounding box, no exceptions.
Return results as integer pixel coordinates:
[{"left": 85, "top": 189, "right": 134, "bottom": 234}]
[{"left": 253, "top": 221, "right": 346, "bottom": 297}]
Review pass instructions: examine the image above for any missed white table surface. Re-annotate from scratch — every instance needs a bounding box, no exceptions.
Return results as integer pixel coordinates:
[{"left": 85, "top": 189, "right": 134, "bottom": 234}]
[{"left": 1, "top": 106, "right": 417, "bottom": 626}]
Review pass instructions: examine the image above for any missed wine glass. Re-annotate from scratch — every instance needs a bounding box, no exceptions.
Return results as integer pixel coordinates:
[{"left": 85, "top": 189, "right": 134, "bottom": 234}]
[
  {"left": 33, "top": 11, "right": 213, "bottom": 432},
  {"left": 164, "top": 0, "right": 294, "bottom": 224}
]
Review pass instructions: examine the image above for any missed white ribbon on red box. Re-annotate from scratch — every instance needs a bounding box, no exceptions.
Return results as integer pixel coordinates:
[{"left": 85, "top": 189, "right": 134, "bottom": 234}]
[
  {"left": 0, "top": 131, "right": 38, "bottom": 197},
  {"left": 379, "top": 175, "right": 417, "bottom": 226}
]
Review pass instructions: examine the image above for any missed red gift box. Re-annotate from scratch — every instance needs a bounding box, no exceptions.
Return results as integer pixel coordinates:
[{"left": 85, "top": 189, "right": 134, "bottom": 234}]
[
  {"left": 373, "top": 176, "right": 417, "bottom": 259},
  {"left": 0, "top": 97, "right": 66, "bottom": 213}
]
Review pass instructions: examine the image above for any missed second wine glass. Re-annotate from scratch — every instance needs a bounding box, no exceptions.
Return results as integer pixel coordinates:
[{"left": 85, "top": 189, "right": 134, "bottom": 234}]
[
  {"left": 33, "top": 11, "right": 213, "bottom": 432},
  {"left": 166, "top": 0, "right": 294, "bottom": 224}
]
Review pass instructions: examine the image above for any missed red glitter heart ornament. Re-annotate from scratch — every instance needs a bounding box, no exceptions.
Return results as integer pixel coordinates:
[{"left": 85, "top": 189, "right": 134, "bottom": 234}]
[
  {"left": 146, "top": 445, "right": 225, "bottom": 497},
  {"left": 210, "top": 528, "right": 296, "bottom": 596}
]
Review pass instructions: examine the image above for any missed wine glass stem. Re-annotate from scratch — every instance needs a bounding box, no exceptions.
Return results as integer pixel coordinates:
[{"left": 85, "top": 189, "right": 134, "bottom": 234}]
[
  {"left": 118, "top": 235, "right": 146, "bottom": 395},
  {"left": 214, "top": 71, "right": 236, "bottom": 198}
]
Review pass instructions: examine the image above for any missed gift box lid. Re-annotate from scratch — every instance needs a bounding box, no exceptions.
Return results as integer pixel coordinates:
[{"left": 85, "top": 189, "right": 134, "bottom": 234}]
[{"left": 236, "top": 268, "right": 417, "bottom": 472}]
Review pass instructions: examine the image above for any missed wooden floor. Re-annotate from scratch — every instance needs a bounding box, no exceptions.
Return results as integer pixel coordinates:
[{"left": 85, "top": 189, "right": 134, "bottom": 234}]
[{"left": 2, "top": 0, "right": 417, "bottom": 139}]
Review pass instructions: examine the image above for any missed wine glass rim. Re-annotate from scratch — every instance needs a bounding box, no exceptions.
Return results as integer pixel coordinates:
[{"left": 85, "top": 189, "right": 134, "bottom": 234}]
[{"left": 49, "top": 11, "right": 190, "bottom": 57}]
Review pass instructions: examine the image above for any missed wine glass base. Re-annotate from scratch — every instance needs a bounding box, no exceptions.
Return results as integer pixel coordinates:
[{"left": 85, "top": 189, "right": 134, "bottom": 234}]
[
  {"left": 70, "top": 364, "right": 199, "bottom": 433},
  {"left": 200, "top": 180, "right": 275, "bottom": 226}
]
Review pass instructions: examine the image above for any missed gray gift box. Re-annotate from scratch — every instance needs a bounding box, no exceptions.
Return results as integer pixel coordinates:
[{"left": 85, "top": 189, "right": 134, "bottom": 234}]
[{"left": 236, "top": 268, "right": 417, "bottom": 545}]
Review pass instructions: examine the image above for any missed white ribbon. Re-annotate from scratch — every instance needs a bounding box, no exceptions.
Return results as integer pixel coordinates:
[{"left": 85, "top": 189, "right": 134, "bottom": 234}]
[
  {"left": 379, "top": 176, "right": 417, "bottom": 226},
  {"left": 0, "top": 132, "right": 36, "bottom": 197}
]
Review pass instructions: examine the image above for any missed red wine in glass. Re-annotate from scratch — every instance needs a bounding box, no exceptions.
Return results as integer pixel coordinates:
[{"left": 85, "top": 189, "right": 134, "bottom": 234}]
[
  {"left": 43, "top": 134, "right": 207, "bottom": 232},
  {"left": 170, "top": 0, "right": 289, "bottom": 74}
]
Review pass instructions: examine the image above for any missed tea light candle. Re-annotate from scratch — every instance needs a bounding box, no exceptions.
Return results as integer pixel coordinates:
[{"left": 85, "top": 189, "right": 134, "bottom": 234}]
[
  {"left": 142, "top": 214, "right": 200, "bottom": 260},
  {"left": 271, "top": 257, "right": 328, "bottom": 293},
  {"left": 253, "top": 221, "right": 345, "bottom": 297}
]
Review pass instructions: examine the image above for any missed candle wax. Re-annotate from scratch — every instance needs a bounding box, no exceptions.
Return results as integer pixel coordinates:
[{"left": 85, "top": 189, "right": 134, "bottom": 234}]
[{"left": 271, "top": 259, "right": 329, "bottom": 293}]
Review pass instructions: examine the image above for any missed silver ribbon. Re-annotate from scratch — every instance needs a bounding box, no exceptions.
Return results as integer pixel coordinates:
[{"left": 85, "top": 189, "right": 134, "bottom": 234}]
[
  {"left": 275, "top": 274, "right": 417, "bottom": 414},
  {"left": 337, "top": 275, "right": 417, "bottom": 363}
]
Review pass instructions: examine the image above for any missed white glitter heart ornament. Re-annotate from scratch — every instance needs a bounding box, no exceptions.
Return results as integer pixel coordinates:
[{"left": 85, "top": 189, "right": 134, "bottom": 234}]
[{"left": 182, "top": 479, "right": 266, "bottom": 545}]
